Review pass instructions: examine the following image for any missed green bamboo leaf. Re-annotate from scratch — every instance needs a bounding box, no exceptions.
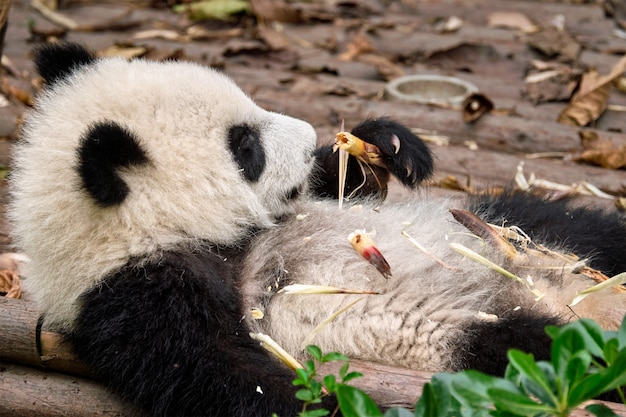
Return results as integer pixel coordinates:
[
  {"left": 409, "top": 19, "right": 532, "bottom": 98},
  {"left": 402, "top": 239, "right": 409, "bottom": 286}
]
[
  {"left": 565, "top": 354, "right": 592, "bottom": 387},
  {"left": 339, "top": 362, "right": 350, "bottom": 380},
  {"left": 507, "top": 350, "right": 559, "bottom": 406},
  {"left": 415, "top": 374, "right": 462, "bottom": 417},
  {"left": 618, "top": 316, "right": 626, "bottom": 350},
  {"left": 489, "top": 388, "right": 554, "bottom": 415},
  {"left": 518, "top": 362, "right": 558, "bottom": 406},
  {"left": 322, "top": 352, "right": 350, "bottom": 363},
  {"left": 569, "top": 351, "right": 626, "bottom": 406},
  {"left": 303, "top": 409, "right": 330, "bottom": 417},
  {"left": 307, "top": 345, "right": 323, "bottom": 362},
  {"left": 585, "top": 403, "right": 622, "bottom": 417},
  {"left": 383, "top": 407, "right": 415, "bottom": 417},
  {"left": 342, "top": 371, "right": 364, "bottom": 383},
  {"left": 603, "top": 338, "right": 619, "bottom": 365},
  {"left": 296, "top": 388, "right": 314, "bottom": 402},
  {"left": 450, "top": 370, "right": 519, "bottom": 411},
  {"left": 337, "top": 385, "right": 383, "bottom": 417},
  {"left": 414, "top": 383, "right": 439, "bottom": 417},
  {"left": 323, "top": 374, "right": 337, "bottom": 392}
]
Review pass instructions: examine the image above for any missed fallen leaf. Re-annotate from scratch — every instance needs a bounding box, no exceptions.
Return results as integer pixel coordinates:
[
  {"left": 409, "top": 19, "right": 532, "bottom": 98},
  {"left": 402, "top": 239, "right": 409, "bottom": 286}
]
[
  {"left": 355, "top": 53, "right": 404, "bottom": 81},
  {"left": 434, "top": 16, "right": 463, "bottom": 33},
  {"left": 0, "top": 269, "right": 21, "bottom": 299},
  {"left": 339, "top": 31, "right": 374, "bottom": 61},
  {"left": 173, "top": 0, "right": 250, "bottom": 21},
  {"left": 99, "top": 44, "right": 148, "bottom": 59},
  {"left": 250, "top": 0, "right": 302, "bottom": 23},
  {"left": 575, "top": 130, "right": 626, "bottom": 169},
  {"left": 523, "top": 66, "right": 581, "bottom": 104},
  {"left": 186, "top": 25, "right": 244, "bottom": 41},
  {"left": 487, "top": 11, "right": 536, "bottom": 31},
  {"left": 524, "top": 24, "right": 581, "bottom": 62},
  {"left": 558, "top": 71, "right": 609, "bottom": 126},
  {"left": 133, "top": 29, "right": 186, "bottom": 42},
  {"left": 256, "top": 24, "right": 290, "bottom": 50},
  {"left": 1, "top": 78, "right": 34, "bottom": 106},
  {"left": 558, "top": 56, "right": 626, "bottom": 126}
]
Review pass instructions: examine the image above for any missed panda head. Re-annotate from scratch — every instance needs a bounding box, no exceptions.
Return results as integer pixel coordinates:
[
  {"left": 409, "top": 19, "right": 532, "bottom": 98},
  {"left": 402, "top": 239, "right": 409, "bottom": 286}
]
[
  {"left": 13, "top": 43, "right": 317, "bottom": 247},
  {"left": 9, "top": 43, "right": 317, "bottom": 325}
]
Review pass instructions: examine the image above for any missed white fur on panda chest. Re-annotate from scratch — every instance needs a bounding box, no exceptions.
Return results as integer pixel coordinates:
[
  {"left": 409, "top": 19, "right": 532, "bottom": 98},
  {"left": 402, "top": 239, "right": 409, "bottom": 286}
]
[{"left": 240, "top": 198, "right": 504, "bottom": 369}]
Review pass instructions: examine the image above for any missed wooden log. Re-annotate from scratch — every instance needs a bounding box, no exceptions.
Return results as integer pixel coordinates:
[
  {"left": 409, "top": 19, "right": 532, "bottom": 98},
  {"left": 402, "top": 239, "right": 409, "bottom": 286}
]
[
  {"left": 0, "top": 364, "right": 132, "bottom": 417},
  {"left": 0, "top": 297, "right": 90, "bottom": 376},
  {"left": 2, "top": 297, "right": 626, "bottom": 416}
]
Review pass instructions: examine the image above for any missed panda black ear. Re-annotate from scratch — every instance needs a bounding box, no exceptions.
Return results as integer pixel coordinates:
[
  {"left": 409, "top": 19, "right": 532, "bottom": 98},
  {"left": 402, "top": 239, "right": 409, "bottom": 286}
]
[
  {"left": 34, "top": 42, "right": 96, "bottom": 85},
  {"left": 77, "top": 121, "right": 150, "bottom": 207}
]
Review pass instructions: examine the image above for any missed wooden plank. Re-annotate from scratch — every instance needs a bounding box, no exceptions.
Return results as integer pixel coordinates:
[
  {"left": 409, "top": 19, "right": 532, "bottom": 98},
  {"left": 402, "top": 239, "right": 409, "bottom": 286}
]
[{"left": 0, "top": 364, "right": 131, "bottom": 417}]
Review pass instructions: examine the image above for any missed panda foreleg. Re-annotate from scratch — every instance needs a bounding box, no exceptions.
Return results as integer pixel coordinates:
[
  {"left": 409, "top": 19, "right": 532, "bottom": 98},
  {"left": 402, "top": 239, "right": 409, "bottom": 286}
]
[
  {"left": 66, "top": 250, "right": 324, "bottom": 417},
  {"left": 310, "top": 118, "right": 434, "bottom": 200}
]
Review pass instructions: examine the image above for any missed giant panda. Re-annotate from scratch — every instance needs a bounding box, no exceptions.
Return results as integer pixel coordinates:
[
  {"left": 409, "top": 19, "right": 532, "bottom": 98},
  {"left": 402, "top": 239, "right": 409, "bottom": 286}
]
[{"left": 8, "top": 42, "right": 626, "bottom": 417}]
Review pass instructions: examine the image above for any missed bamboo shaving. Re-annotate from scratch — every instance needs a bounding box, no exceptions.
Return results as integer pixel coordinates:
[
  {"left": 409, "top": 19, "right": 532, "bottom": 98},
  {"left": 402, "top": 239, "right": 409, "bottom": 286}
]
[
  {"left": 570, "top": 272, "right": 626, "bottom": 306},
  {"left": 338, "top": 147, "right": 348, "bottom": 210},
  {"left": 30, "top": 0, "right": 78, "bottom": 30},
  {"left": 280, "top": 284, "right": 379, "bottom": 295},
  {"left": 401, "top": 227, "right": 459, "bottom": 271},
  {"left": 450, "top": 242, "right": 544, "bottom": 300},
  {"left": 250, "top": 332, "right": 303, "bottom": 371},
  {"left": 515, "top": 162, "right": 616, "bottom": 199},
  {"left": 300, "top": 297, "right": 365, "bottom": 350}
]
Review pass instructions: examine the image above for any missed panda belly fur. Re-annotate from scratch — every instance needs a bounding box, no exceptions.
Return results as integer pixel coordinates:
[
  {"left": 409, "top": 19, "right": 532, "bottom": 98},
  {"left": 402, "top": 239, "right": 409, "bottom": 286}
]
[
  {"left": 9, "top": 42, "right": 626, "bottom": 417},
  {"left": 242, "top": 198, "right": 620, "bottom": 374}
]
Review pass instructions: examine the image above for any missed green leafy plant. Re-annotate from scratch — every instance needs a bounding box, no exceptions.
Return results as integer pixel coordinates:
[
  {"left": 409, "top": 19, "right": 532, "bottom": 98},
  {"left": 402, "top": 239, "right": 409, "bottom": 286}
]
[
  {"left": 414, "top": 317, "right": 626, "bottom": 417},
  {"left": 292, "top": 345, "right": 380, "bottom": 417},
  {"left": 286, "top": 316, "right": 626, "bottom": 417}
]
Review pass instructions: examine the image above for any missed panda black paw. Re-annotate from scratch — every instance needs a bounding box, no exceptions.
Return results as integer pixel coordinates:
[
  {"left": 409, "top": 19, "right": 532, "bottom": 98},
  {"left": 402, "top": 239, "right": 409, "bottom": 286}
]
[
  {"left": 311, "top": 118, "right": 433, "bottom": 200},
  {"left": 349, "top": 118, "right": 434, "bottom": 188}
]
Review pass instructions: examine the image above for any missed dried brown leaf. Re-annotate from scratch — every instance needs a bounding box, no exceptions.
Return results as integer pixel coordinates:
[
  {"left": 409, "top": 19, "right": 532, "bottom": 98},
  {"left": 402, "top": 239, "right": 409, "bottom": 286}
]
[
  {"left": 558, "top": 70, "right": 610, "bottom": 126},
  {"left": 250, "top": 0, "right": 301, "bottom": 23},
  {"left": 339, "top": 31, "right": 374, "bottom": 61},
  {"left": 487, "top": 11, "right": 535, "bottom": 31},
  {"left": 99, "top": 44, "right": 148, "bottom": 59},
  {"left": 0, "top": 269, "right": 21, "bottom": 299},
  {"left": 523, "top": 66, "right": 581, "bottom": 104},
  {"left": 524, "top": 25, "right": 581, "bottom": 62},
  {"left": 256, "top": 24, "right": 290, "bottom": 51},
  {"left": 355, "top": 53, "right": 404, "bottom": 81},
  {"left": 576, "top": 129, "right": 626, "bottom": 167},
  {"left": 2, "top": 78, "right": 34, "bottom": 106},
  {"left": 558, "top": 56, "right": 626, "bottom": 126}
]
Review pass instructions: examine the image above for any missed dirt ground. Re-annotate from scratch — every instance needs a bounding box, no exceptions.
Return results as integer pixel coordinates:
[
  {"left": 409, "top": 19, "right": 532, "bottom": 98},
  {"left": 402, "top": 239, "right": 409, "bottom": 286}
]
[{"left": 1, "top": 0, "right": 626, "bottom": 253}]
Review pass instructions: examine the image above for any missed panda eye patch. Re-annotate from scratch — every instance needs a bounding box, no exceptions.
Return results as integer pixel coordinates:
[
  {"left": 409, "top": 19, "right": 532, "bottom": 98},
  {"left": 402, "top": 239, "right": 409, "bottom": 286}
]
[{"left": 228, "top": 124, "right": 266, "bottom": 182}]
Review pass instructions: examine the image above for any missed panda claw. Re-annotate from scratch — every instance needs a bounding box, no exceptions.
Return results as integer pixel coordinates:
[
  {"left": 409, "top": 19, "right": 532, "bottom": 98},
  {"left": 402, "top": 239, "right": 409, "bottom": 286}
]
[{"left": 391, "top": 134, "right": 400, "bottom": 154}]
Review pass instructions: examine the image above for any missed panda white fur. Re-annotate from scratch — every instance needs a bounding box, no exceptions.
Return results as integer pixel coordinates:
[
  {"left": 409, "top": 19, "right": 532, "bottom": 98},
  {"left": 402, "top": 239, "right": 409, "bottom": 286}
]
[{"left": 9, "top": 43, "right": 626, "bottom": 416}]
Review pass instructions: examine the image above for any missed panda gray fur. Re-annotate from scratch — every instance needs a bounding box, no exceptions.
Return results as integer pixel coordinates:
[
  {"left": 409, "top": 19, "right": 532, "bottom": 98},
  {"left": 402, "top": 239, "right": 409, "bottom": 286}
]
[{"left": 9, "top": 42, "right": 626, "bottom": 417}]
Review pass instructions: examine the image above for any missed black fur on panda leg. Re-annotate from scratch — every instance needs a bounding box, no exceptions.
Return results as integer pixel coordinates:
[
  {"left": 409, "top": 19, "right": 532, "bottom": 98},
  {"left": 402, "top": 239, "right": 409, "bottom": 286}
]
[
  {"left": 451, "top": 312, "right": 559, "bottom": 375},
  {"left": 66, "top": 249, "right": 334, "bottom": 417},
  {"left": 311, "top": 118, "right": 434, "bottom": 200},
  {"left": 470, "top": 191, "right": 626, "bottom": 277}
]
